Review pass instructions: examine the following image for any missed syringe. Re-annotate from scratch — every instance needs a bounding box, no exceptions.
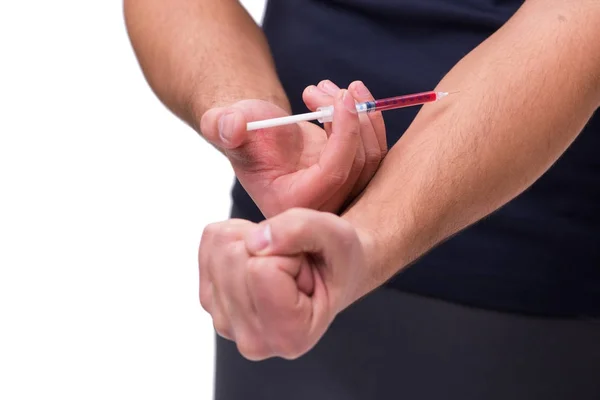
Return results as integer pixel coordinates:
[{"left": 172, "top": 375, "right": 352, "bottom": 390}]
[{"left": 246, "top": 90, "right": 456, "bottom": 131}]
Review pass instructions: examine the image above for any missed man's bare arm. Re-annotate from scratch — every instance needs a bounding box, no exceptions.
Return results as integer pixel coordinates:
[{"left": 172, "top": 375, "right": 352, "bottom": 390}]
[
  {"left": 342, "top": 0, "right": 600, "bottom": 299},
  {"left": 123, "top": 0, "right": 290, "bottom": 133}
]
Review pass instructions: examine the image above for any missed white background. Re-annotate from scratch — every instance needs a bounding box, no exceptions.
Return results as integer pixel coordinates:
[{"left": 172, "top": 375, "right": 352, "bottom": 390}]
[{"left": 0, "top": 1, "right": 266, "bottom": 399}]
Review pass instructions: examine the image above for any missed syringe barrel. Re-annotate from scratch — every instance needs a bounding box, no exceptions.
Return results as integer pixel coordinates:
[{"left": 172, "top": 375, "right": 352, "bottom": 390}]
[
  {"left": 316, "top": 91, "right": 443, "bottom": 123},
  {"left": 372, "top": 91, "right": 438, "bottom": 112}
]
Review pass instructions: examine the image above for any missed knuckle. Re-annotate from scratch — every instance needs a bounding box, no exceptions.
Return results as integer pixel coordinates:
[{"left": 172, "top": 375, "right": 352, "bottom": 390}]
[
  {"left": 212, "top": 314, "right": 233, "bottom": 341},
  {"left": 202, "top": 221, "right": 247, "bottom": 247},
  {"left": 246, "top": 257, "right": 264, "bottom": 280},
  {"left": 368, "top": 112, "right": 386, "bottom": 129},
  {"left": 201, "top": 222, "right": 220, "bottom": 241},
  {"left": 348, "top": 124, "right": 361, "bottom": 137},
  {"left": 270, "top": 334, "right": 306, "bottom": 360},
  {"left": 369, "top": 111, "right": 385, "bottom": 124},
  {"left": 200, "top": 294, "right": 211, "bottom": 313},
  {"left": 289, "top": 216, "right": 311, "bottom": 239},
  {"left": 324, "top": 169, "right": 350, "bottom": 187},
  {"left": 219, "top": 223, "right": 240, "bottom": 238},
  {"left": 271, "top": 208, "right": 317, "bottom": 248},
  {"left": 215, "top": 243, "right": 248, "bottom": 293},
  {"left": 358, "top": 113, "right": 372, "bottom": 127},
  {"left": 284, "top": 207, "right": 308, "bottom": 221},
  {"left": 353, "top": 149, "right": 366, "bottom": 171},
  {"left": 380, "top": 147, "right": 388, "bottom": 159},
  {"left": 281, "top": 351, "right": 304, "bottom": 361},
  {"left": 364, "top": 148, "right": 382, "bottom": 168},
  {"left": 286, "top": 207, "right": 306, "bottom": 217},
  {"left": 199, "top": 284, "right": 212, "bottom": 312},
  {"left": 229, "top": 240, "right": 248, "bottom": 259},
  {"left": 246, "top": 259, "right": 278, "bottom": 305},
  {"left": 266, "top": 316, "right": 311, "bottom": 359},
  {"left": 236, "top": 334, "right": 270, "bottom": 361},
  {"left": 246, "top": 258, "right": 274, "bottom": 299}
]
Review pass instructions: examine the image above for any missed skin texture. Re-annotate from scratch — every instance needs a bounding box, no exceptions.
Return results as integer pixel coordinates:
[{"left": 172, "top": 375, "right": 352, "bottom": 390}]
[
  {"left": 126, "top": 0, "right": 600, "bottom": 360},
  {"left": 199, "top": 81, "right": 387, "bottom": 217},
  {"left": 340, "top": 0, "right": 600, "bottom": 299},
  {"left": 123, "top": 0, "right": 291, "bottom": 123},
  {"left": 124, "top": 0, "right": 386, "bottom": 217},
  {"left": 199, "top": 209, "right": 367, "bottom": 360}
]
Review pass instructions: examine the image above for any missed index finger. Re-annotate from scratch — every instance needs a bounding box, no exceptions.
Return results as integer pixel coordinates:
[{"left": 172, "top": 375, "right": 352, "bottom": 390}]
[{"left": 300, "top": 89, "right": 361, "bottom": 196}]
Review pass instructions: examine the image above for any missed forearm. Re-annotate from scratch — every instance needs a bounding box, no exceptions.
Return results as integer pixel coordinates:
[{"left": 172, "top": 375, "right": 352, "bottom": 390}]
[
  {"left": 123, "top": 0, "right": 290, "bottom": 132},
  {"left": 343, "top": 0, "right": 600, "bottom": 295}
]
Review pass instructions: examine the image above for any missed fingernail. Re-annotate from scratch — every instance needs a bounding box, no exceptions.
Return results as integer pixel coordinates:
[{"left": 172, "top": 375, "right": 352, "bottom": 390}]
[
  {"left": 247, "top": 224, "right": 272, "bottom": 253},
  {"left": 321, "top": 80, "right": 339, "bottom": 95},
  {"left": 218, "top": 112, "right": 235, "bottom": 143},
  {"left": 307, "top": 85, "right": 324, "bottom": 95},
  {"left": 356, "top": 81, "right": 371, "bottom": 97},
  {"left": 342, "top": 90, "right": 357, "bottom": 113}
]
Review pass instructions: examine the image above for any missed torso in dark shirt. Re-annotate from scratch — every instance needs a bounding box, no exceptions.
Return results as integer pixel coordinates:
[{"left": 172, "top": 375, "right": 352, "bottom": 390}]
[{"left": 230, "top": 0, "right": 600, "bottom": 317}]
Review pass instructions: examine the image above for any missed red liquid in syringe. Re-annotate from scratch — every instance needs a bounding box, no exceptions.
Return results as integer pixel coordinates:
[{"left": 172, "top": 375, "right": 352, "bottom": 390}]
[{"left": 364, "top": 91, "right": 445, "bottom": 113}]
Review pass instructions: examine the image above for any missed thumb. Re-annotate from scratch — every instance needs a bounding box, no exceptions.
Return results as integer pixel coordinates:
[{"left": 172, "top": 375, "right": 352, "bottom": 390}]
[
  {"left": 244, "top": 208, "right": 356, "bottom": 258},
  {"left": 200, "top": 107, "right": 248, "bottom": 149}
]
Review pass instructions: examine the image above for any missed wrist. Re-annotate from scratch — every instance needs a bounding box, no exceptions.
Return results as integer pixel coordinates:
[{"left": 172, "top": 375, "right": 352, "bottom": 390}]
[
  {"left": 355, "top": 225, "right": 381, "bottom": 274},
  {"left": 347, "top": 225, "right": 386, "bottom": 303},
  {"left": 342, "top": 200, "right": 421, "bottom": 298}
]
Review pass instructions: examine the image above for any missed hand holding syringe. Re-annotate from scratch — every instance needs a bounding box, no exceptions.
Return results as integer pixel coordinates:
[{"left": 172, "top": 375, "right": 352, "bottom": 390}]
[{"left": 246, "top": 90, "right": 457, "bottom": 131}]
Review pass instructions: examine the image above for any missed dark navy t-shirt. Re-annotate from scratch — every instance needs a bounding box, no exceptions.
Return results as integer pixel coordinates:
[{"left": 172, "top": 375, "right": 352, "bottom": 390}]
[{"left": 230, "top": 0, "right": 600, "bottom": 317}]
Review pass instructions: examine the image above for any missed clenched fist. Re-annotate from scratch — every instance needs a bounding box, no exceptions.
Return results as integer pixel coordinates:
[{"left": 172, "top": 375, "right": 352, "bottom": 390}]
[{"left": 198, "top": 208, "right": 374, "bottom": 360}]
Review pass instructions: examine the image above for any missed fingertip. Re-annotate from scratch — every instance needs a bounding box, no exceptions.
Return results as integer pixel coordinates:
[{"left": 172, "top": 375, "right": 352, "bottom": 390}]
[
  {"left": 302, "top": 84, "right": 319, "bottom": 105},
  {"left": 318, "top": 79, "right": 340, "bottom": 96},
  {"left": 348, "top": 80, "right": 362, "bottom": 92},
  {"left": 218, "top": 109, "right": 247, "bottom": 148},
  {"left": 303, "top": 84, "right": 335, "bottom": 112},
  {"left": 349, "top": 80, "right": 372, "bottom": 100},
  {"left": 303, "top": 85, "right": 317, "bottom": 97},
  {"left": 341, "top": 89, "right": 358, "bottom": 114}
]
